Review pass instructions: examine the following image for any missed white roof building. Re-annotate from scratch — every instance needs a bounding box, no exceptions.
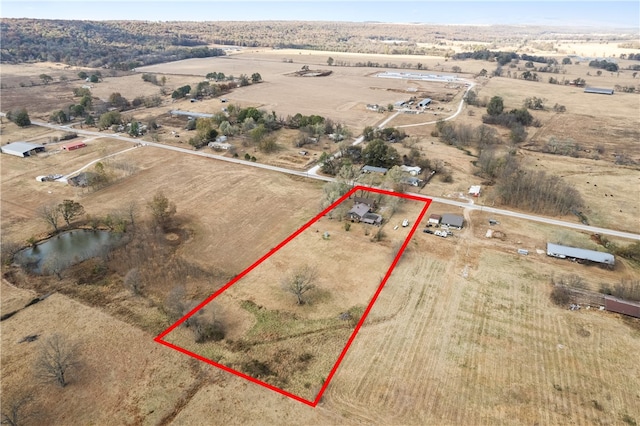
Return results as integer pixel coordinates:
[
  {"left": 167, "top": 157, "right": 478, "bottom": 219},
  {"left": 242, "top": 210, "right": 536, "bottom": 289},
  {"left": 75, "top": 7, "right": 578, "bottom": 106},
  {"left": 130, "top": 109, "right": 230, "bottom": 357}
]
[{"left": 1, "top": 142, "right": 45, "bottom": 157}]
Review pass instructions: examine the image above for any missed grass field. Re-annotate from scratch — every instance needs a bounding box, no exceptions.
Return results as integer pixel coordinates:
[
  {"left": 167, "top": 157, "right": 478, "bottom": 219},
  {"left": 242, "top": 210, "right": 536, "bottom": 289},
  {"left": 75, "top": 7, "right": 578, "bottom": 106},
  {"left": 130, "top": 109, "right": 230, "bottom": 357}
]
[{"left": 1, "top": 33, "right": 639, "bottom": 425}]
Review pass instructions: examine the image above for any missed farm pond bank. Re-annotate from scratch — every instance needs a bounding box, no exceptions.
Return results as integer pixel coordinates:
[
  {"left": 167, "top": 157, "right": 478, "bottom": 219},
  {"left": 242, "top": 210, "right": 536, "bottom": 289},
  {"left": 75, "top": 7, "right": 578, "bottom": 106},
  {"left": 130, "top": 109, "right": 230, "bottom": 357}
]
[{"left": 14, "top": 230, "right": 123, "bottom": 274}]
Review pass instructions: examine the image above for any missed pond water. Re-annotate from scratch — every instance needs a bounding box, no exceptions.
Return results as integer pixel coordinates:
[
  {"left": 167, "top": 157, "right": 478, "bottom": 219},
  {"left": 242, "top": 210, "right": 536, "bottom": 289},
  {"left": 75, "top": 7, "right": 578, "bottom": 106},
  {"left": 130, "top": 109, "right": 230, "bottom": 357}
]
[{"left": 15, "top": 230, "right": 123, "bottom": 274}]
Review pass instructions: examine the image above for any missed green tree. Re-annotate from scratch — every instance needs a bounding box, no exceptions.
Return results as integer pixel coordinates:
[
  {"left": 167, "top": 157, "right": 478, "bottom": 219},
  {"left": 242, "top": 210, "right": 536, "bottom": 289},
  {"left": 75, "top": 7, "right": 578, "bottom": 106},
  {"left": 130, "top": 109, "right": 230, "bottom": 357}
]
[
  {"left": 362, "top": 139, "right": 400, "bottom": 168},
  {"left": 11, "top": 108, "right": 31, "bottom": 127},
  {"left": 238, "top": 74, "right": 250, "bottom": 87},
  {"left": 89, "top": 74, "right": 99, "bottom": 83},
  {"left": 58, "top": 200, "right": 85, "bottom": 227},
  {"left": 39, "top": 74, "right": 53, "bottom": 85},
  {"left": 562, "top": 58, "right": 572, "bottom": 65},
  {"left": 486, "top": 96, "right": 504, "bottom": 116},
  {"left": 69, "top": 104, "right": 85, "bottom": 118},
  {"left": 327, "top": 57, "right": 334, "bottom": 66},
  {"left": 77, "top": 71, "right": 88, "bottom": 80},
  {"left": 251, "top": 72, "right": 262, "bottom": 83},
  {"left": 98, "top": 111, "right": 121, "bottom": 129},
  {"left": 50, "top": 110, "right": 68, "bottom": 124}
]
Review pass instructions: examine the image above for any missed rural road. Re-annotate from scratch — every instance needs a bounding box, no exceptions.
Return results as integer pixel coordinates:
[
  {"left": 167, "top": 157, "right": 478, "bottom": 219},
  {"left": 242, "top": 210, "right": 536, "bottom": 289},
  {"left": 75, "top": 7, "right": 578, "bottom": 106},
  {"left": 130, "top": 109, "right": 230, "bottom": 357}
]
[{"left": 13, "top": 113, "right": 640, "bottom": 241}]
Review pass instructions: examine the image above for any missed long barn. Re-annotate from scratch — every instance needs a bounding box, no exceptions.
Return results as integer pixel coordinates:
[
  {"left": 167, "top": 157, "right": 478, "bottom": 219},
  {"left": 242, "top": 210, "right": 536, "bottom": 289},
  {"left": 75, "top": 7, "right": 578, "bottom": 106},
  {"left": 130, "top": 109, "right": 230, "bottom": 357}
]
[{"left": 546, "top": 243, "right": 615, "bottom": 266}]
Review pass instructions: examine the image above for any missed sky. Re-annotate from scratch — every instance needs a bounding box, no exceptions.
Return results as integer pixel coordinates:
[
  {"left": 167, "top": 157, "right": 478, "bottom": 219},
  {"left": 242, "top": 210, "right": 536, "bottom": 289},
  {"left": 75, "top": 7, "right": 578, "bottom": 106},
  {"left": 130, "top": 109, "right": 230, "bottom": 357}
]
[{"left": 1, "top": 1, "right": 639, "bottom": 28}]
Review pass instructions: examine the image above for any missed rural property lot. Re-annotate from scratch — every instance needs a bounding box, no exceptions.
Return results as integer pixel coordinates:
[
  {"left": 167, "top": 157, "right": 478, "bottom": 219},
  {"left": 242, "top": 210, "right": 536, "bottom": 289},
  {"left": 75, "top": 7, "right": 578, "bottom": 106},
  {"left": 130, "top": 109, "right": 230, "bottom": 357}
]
[
  {"left": 158, "top": 187, "right": 432, "bottom": 404},
  {"left": 1, "top": 28, "right": 639, "bottom": 425}
]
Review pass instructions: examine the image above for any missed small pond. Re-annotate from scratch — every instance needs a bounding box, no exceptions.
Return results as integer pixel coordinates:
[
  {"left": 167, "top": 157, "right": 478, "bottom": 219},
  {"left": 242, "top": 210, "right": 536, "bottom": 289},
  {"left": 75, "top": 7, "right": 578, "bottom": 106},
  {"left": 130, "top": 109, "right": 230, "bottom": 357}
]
[{"left": 15, "top": 230, "right": 123, "bottom": 275}]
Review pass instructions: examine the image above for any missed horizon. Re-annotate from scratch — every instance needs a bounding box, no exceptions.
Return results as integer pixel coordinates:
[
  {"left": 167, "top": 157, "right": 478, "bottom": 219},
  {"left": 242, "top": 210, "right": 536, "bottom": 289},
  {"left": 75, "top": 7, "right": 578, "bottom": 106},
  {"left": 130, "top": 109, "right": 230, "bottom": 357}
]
[{"left": 1, "top": 1, "right": 639, "bottom": 29}]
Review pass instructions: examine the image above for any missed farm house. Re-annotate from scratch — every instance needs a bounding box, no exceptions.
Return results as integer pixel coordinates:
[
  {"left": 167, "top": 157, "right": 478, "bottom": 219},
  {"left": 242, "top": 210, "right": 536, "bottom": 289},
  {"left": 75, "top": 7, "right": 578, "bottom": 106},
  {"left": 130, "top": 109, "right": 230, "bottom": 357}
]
[
  {"left": 441, "top": 214, "right": 464, "bottom": 229},
  {"left": 1, "top": 142, "right": 45, "bottom": 157},
  {"left": 546, "top": 243, "right": 615, "bottom": 266},
  {"left": 62, "top": 141, "right": 87, "bottom": 151}
]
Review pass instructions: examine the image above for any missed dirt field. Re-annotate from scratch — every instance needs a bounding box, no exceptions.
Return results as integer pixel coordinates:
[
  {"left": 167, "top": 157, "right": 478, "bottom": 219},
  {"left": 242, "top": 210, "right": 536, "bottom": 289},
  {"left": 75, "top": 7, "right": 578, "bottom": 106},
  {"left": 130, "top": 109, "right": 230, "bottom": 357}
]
[
  {"left": 2, "top": 34, "right": 639, "bottom": 425},
  {"left": 162, "top": 192, "right": 428, "bottom": 401}
]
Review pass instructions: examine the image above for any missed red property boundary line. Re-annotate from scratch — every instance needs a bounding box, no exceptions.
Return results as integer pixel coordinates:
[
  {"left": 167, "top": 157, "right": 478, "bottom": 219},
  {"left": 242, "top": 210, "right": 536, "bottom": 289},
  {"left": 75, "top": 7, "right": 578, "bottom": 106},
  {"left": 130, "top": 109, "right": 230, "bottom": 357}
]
[{"left": 155, "top": 185, "right": 432, "bottom": 407}]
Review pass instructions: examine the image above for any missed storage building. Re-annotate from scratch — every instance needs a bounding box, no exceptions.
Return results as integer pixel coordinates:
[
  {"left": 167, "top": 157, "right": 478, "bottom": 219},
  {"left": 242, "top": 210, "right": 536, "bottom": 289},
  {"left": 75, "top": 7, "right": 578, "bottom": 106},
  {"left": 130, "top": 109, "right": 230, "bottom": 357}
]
[
  {"left": 546, "top": 243, "right": 614, "bottom": 266},
  {"left": 1, "top": 142, "right": 45, "bottom": 157}
]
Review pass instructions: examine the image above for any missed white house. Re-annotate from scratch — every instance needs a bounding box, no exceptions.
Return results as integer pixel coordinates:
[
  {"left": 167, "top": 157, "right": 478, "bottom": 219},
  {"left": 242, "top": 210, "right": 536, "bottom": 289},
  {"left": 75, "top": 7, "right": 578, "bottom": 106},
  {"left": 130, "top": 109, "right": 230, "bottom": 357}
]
[{"left": 469, "top": 185, "right": 481, "bottom": 197}]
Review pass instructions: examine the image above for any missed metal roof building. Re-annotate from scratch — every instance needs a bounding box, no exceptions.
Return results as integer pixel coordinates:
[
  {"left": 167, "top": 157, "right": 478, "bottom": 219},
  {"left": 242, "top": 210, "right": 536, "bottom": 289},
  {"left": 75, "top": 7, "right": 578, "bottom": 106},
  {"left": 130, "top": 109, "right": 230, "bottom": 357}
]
[
  {"left": 546, "top": 243, "right": 615, "bottom": 265},
  {"left": 1, "top": 142, "right": 45, "bottom": 157},
  {"left": 604, "top": 296, "right": 640, "bottom": 318},
  {"left": 362, "top": 165, "right": 388, "bottom": 174},
  {"left": 441, "top": 214, "right": 464, "bottom": 229},
  {"left": 584, "top": 87, "right": 614, "bottom": 95},
  {"left": 418, "top": 98, "right": 432, "bottom": 107}
]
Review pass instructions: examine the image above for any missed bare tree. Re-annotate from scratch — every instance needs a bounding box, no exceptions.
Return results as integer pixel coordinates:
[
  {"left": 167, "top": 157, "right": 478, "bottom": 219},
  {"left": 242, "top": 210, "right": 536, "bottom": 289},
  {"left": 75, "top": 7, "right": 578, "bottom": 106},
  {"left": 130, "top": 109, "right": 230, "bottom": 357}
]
[
  {"left": 282, "top": 265, "right": 318, "bottom": 305},
  {"left": 1, "top": 390, "right": 37, "bottom": 426},
  {"left": 123, "top": 268, "right": 143, "bottom": 295},
  {"left": 42, "top": 254, "right": 65, "bottom": 280},
  {"left": 37, "top": 204, "right": 60, "bottom": 232},
  {"left": 34, "top": 334, "right": 80, "bottom": 388}
]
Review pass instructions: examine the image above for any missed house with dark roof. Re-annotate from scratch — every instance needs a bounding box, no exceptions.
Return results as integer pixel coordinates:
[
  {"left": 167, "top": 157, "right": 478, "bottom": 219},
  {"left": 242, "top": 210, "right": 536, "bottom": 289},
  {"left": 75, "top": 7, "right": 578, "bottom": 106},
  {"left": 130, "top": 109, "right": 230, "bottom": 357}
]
[
  {"left": 348, "top": 203, "right": 382, "bottom": 226},
  {"left": 353, "top": 197, "right": 377, "bottom": 208},
  {"left": 441, "top": 214, "right": 464, "bottom": 229}
]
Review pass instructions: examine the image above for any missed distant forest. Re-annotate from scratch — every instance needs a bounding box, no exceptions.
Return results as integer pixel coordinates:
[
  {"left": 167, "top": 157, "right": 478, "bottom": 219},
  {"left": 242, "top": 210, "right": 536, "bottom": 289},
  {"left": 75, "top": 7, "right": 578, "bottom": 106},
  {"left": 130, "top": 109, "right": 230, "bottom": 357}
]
[{"left": 1, "top": 19, "right": 636, "bottom": 69}]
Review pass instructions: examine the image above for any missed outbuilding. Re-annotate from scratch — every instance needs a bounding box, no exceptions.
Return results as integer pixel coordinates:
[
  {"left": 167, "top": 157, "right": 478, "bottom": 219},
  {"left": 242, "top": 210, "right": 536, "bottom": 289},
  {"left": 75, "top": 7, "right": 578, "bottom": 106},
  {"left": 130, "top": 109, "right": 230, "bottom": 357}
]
[
  {"left": 584, "top": 87, "right": 614, "bottom": 95},
  {"left": 428, "top": 214, "right": 442, "bottom": 225},
  {"left": 1, "top": 142, "right": 45, "bottom": 157},
  {"left": 604, "top": 296, "right": 640, "bottom": 318},
  {"left": 546, "top": 242, "right": 614, "bottom": 266},
  {"left": 62, "top": 141, "right": 87, "bottom": 151},
  {"left": 362, "top": 165, "right": 388, "bottom": 174},
  {"left": 469, "top": 185, "right": 481, "bottom": 197},
  {"left": 418, "top": 98, "right": 432, "bottom": 107},
  {"left": 441, "top": 214, "right": 464, "bottom": 229}
]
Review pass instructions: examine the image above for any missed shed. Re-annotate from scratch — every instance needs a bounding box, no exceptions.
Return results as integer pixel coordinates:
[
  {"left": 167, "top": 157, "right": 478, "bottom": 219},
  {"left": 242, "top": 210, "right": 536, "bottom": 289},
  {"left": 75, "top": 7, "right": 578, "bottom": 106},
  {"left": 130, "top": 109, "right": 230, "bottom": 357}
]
[
  {"left": 62, "top": 141, "right": 87, "bottom": 151},
  {"left": 584, "top": 87, "right": 614, "bottom": 95},
  {"left": 362, "top": 165, "right": 388, "bottom": 174},
  {"left": 1, "top": 142, "right": 45, "bottom": 157},
  {"left": 428, "top": 214, "right": 441, "bottom": 225},
  {"left": 604, "top": 296, "right": 640, "bottom": 318},
  {"left": 418, "top": 98, "right": 432, "bottom": 107},
  {"left": 546, "top": 243, "right": 614, "bottom": 266},
  {"left": 441, "top": 214, "right": 464, "bottom": 229},
  {"left": 469, "top": 185, "right": 481, "bottom": 197}
]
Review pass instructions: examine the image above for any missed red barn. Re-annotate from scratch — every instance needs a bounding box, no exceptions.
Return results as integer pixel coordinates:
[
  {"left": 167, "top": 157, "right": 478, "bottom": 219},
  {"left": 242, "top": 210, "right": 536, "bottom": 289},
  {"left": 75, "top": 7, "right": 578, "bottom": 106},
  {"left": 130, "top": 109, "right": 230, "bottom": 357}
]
[
  {"left": 604, "top": 296, "right": 640, "bottom": 318},
  {"left": 62, "top": 141, "right": 87, "bottom": 151}
]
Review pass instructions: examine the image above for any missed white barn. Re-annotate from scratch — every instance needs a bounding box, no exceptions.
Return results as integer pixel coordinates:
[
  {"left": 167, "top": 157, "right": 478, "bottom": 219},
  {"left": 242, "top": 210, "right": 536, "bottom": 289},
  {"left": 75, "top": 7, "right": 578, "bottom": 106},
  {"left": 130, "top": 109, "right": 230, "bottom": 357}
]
[{"left": 1, "top": 142, "right": 45, "bottom": 157}]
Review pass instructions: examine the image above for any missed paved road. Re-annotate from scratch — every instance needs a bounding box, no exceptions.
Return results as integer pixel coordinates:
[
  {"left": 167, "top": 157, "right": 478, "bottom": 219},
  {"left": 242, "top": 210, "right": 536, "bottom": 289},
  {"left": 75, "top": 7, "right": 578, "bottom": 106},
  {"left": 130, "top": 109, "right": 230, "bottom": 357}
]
[{"left": 15, "top": 117, "right": 640, "bottom": 241}]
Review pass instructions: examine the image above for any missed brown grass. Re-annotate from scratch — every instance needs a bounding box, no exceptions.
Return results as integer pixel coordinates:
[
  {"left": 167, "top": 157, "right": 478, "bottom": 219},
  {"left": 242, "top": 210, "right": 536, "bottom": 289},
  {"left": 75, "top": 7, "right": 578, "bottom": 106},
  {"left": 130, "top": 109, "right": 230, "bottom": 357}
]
[{"left": 1, "top": 37, "right": 639, "bottom": 425}]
